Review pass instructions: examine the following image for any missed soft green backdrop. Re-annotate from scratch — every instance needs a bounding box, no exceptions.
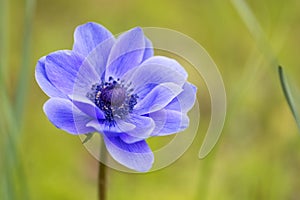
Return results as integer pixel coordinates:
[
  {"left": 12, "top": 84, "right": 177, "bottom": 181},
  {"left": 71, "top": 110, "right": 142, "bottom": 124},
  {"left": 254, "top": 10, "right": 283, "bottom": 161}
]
[{"left": 1, "top": 0, "right": 300, "bottom": 199}]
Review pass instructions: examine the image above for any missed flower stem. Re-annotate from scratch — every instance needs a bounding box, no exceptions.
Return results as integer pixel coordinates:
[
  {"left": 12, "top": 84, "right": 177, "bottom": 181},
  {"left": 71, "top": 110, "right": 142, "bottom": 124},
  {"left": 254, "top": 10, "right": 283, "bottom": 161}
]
[{"left": 98, "top": 142, "right": 107, "bottom": 200}]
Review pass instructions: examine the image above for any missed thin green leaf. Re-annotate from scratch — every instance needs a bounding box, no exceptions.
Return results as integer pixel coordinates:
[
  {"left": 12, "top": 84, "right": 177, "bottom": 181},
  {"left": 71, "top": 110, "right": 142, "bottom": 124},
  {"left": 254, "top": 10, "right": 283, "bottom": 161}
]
[
  {"left": 12, "top": 0, "right": 36, "bottom": 195},
  {"left": 231, "top": 0, "right": 300, "bottom": 132},
  {"left": 0, "top": 0, "right": 33, "bottom": 198},
  {"left": 1, "top": 91, "right": 30, "bottom": 200},
  {"left": 278, "top": 66, "right": 300, "bottom": 130},
  {"left": 0, "top": 0, "right": 9, "bottom": 86},
  {"left": 0, "top": 0, "right": 15, "bottom": 199},
  {"left": 82, "top": 133, "right": 95, "bottom": 144},
  {"left": 15, "top": 0, "right": 36, "bottom": 125}
]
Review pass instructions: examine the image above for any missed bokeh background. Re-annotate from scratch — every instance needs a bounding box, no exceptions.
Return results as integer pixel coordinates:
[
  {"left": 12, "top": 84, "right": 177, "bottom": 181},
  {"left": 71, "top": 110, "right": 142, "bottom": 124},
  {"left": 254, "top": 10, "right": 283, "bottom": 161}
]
[{"left": 1, "top": 0, "right": 300, "bottom": 199}]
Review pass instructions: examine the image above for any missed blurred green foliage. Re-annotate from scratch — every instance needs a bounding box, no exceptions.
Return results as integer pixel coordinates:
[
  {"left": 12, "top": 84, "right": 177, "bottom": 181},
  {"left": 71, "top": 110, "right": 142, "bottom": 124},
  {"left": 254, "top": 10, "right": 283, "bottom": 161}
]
[{"left": 1, "top": 0, "right": 300, "bottom": 199}]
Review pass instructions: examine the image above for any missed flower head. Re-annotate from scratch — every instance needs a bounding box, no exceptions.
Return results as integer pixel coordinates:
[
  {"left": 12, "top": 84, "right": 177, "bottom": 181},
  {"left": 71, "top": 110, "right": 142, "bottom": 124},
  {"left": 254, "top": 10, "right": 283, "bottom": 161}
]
[{"left": 35, "top": 22, "right": 197, "bottom": 172}]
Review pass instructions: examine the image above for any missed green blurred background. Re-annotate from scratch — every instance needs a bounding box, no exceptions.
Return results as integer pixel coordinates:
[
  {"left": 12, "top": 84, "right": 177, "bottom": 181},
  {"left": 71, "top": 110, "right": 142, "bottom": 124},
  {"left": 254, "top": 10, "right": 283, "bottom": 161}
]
[{"left": 1, "top": 0, "right": 300, "bottom": 199}]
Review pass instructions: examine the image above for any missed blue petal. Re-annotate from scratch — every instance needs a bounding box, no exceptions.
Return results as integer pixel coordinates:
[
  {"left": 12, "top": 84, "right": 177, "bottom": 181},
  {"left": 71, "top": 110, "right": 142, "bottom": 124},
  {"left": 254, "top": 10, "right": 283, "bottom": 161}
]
[
  {"left": 71, "top": 56, "right": 101, "bottom": 99},
  {"left": 43, "top": 98, "right": 95, "bottom": 134},
  {"left": 142, "top": 37, "right": 154, "bottom": 61},
  {"left": 115, "top": 114, "right": 155, "bottom": 140},
  {"left": 165, "top": 82, "right": 197, "bottom": 113},
  {"left": 103, "top": 136, "right": 154, "bottom": 172},
  {"left": 105, "top": 27, "right": 146, "bottom": 79},
  {"left": 82, "top": 36, "right": 115, "bottom": 77},
  {"left": 134, "top": 82, "right": 183, "bottom": 115},
  {"left": 119, "top": 133, "right": 145, "bottom": 144},
  {"left": 86, "top": 120, "right": 121, "bottom": 137},
  {"left": 142, "top": 56, "right": 188, "bottom": 79},
  {"left": 123, "top": 62, "right": 186, "bottom": 94},
  {"left": 71, "top": 95, "right": 105, "bottom": 120},
  {"left": 45, "top": 50, "right": 84, "bottom": 95},
  {"left": 135, "top": 83, "right": 157, "bottom": 100},
  {"left": 73, "top": 22, "right": 114, "bottom": 57},
  {"left": 35, "top": 56, "right": 67, "bottom": 98},
  {"left": 150, "top": 109, "right": 189, "bottom": 136},
  {"left": 44, "top": 49, "right": 101, "bottom": 100}
]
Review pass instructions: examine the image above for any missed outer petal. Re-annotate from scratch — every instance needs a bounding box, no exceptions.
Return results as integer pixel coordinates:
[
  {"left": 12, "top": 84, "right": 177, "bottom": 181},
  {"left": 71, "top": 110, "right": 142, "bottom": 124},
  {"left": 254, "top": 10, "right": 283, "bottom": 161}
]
[
  {"left": 70, "top": 95, "right": 105, "bottom": 120},
  {"left": 142, "top": 37, "right": 154, "bottom": 61},
  {"left": 103, "top": 136, "right": 154, "bottom": 172},
  {"left": 149, "top": 109, "right": 189, "bottom": 136},
  {"left": 134, "top": 83, "right": 157, "bottom": 100},
  {"left": 43, "top": 98, "right": 95, "bottom": 134},
  {"left": 83, "top": 36, "right": 115, "bottom": 77},
  {"left": 73, "top": 22, "right": 114, "bottom": 57},
  {"left": 119, "top": 133, "right": 144, "bottom": 144},
  {"left": 165, "top": 82, "right": 197, "bottom": 113},
  {"left": 123, "top": 62, "right": 186, "bottom": 94},
  {"left": 134, "top": 82, "right": 183, "bottom": 115},
  {"left": 86, "top": 120, "right": 121, "bottom": 137},
  {"left": 105, "top": 27, "right": 146, "bottom": 79},
  {"left": 142, "top": 56, "right": 187, "bottom": 79},
  {"left": 45, "top": 50, "right": 84, "bottom": 95},
  {"left": 70, "top": 55, "right": 101, "bottom": 99},
  {"left": 35, "top": 56, "right": 66, "bottom": 98},
  {"left": 115, "top": 114, "right": 155, "bottom": 141}
]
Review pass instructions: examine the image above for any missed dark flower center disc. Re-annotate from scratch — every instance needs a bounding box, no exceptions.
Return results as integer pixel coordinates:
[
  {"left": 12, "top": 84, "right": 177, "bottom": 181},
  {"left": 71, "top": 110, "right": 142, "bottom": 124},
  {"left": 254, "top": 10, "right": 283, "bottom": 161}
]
[
  {"left": 100, "top": 85, "right": 126, "bottom": 107},
  {"left": 87, "top": 77, "right": 138, "bottom": 125}
]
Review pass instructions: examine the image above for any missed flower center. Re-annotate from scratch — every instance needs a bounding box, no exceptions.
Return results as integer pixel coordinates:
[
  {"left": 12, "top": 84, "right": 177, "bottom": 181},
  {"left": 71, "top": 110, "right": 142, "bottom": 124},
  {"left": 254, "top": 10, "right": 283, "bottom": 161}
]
[
  {"left": 100, "top": 85, "right": 126, "bottom": 107},
  {"left": 87, "top": 77, "right": 138, "bottom": 125}
]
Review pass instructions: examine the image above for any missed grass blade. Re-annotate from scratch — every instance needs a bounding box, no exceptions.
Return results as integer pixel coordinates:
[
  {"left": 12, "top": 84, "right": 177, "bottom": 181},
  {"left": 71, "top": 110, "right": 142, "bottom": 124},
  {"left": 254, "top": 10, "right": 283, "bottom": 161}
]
[
  {"left": 0, "top": 0, "right": 14, "bottom": 199},
  {"left": 0, "top": 0, "right": 34, "bottom": 198},
  {"left": 231, "top": 0, "right": 300, "bottom": 132},
  {"left": 0, "top": 0, "right": 9, "bottom": 85},
  {"left": 1, "top": 90, "right": 31, "bottom": 200},
  {"left": 15, "top": 0, "right": 36, "bottom": 125},
  {"left": 278, "top": 66, "right": 300, "bottom": 130},
  {"left": 13, "top": 0, "right": 37, "bottom": 198},
  {"left": 230, "top": 0, "right": 278, "bottom": 67}
]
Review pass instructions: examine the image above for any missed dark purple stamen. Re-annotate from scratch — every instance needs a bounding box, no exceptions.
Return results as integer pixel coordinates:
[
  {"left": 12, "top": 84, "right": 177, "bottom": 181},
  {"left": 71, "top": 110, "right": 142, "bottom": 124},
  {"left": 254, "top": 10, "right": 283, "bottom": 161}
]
[{"left": 87, "top": 77, "right": 138, "bottom": 125}]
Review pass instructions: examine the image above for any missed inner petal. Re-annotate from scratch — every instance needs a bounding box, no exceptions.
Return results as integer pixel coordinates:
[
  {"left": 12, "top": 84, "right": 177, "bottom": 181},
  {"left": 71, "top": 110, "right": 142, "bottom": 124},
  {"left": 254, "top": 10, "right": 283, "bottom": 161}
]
[{"left": 105, "top": 27, "right": 146, "bottom": 79}]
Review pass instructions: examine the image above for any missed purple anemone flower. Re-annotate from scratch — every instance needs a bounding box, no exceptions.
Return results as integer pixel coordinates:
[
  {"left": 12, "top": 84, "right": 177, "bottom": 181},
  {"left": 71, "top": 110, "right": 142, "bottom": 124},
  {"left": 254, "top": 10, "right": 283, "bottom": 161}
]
[{"left": 35, "top": 22, "right": 197, "bottom": 172}]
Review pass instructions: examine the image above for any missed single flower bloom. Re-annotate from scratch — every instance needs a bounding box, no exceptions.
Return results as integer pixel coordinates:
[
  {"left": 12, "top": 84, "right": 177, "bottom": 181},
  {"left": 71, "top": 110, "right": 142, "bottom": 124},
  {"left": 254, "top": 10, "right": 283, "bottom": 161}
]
[{"left": 35, "top": 22, "right": 197, "bottom": 172}]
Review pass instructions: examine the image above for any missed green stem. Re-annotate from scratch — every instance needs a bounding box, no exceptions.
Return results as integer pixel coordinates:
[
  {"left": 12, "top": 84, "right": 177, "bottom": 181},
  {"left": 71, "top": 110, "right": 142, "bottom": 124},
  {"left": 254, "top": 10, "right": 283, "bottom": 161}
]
[{"left": 98, "top": 142, "right": 107, "bottom": 200}]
